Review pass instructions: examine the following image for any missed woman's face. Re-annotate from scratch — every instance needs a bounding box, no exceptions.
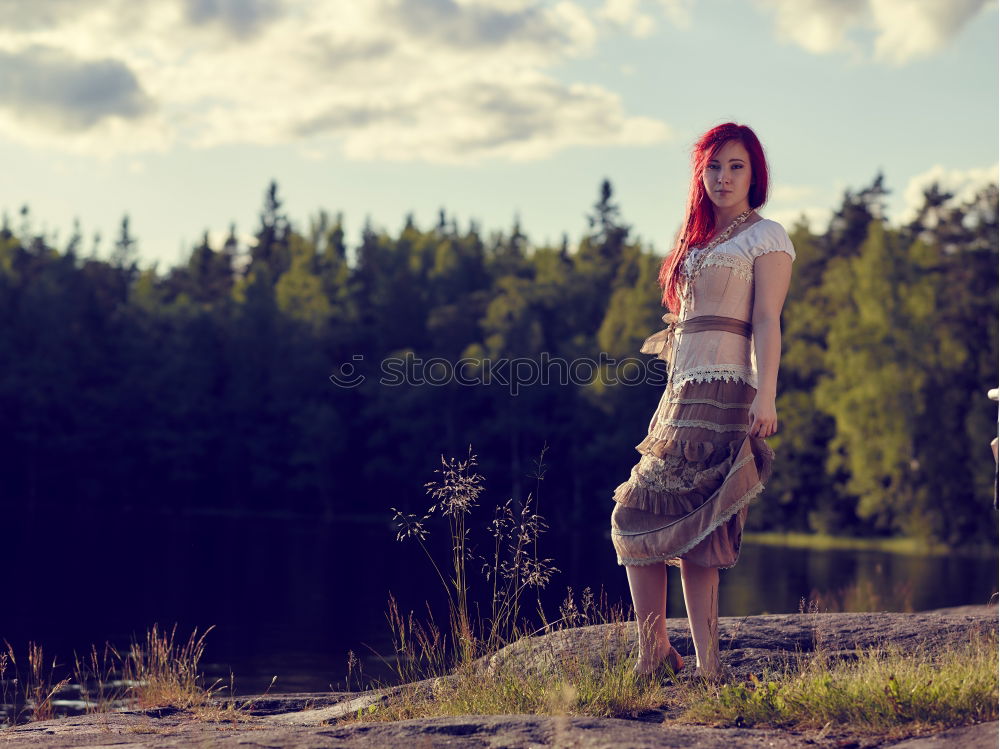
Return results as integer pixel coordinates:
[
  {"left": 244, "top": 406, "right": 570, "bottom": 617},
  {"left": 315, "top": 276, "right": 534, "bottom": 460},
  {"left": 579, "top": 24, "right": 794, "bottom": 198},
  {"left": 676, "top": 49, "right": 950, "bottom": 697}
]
[{"left": 702, "top": 139, "right": 753, "bottom": 213}]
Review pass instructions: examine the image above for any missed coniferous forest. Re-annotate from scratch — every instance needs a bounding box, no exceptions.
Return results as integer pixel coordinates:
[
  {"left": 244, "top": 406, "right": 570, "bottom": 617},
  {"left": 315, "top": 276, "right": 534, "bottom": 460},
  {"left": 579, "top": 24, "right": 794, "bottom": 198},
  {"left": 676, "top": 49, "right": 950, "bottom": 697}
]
[{"left": 2, "top": 175, "right": 997, "bottom": 548}]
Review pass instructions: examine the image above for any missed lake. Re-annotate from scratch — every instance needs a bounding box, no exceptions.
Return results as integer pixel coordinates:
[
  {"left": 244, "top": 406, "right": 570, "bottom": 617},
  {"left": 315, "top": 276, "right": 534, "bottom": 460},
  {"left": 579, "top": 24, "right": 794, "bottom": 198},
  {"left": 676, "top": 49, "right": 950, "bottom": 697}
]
[{"left": 3, "top": 506, "right": 996, "bottom": 705}]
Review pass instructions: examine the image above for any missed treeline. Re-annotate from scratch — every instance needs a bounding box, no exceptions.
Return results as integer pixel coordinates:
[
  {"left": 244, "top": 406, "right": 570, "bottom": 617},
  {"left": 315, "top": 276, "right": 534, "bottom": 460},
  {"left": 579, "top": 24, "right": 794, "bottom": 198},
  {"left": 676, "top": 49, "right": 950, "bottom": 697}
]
[{"left": 0, "top": 176, "right": 996, "bottom": 546}]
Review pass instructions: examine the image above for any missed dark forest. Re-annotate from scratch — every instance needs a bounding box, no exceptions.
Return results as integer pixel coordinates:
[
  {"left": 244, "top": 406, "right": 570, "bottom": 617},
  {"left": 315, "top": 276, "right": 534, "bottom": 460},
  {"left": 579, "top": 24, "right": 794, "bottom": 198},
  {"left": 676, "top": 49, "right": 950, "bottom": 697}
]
[{"left": 2, "top": 175, "right": 996, "bottom": 547}]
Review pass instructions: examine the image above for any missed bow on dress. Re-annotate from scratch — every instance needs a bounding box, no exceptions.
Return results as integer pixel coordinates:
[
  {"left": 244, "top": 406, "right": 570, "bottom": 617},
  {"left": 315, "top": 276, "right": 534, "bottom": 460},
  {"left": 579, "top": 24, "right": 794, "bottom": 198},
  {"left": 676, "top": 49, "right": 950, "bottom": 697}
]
[{"left": 639, "top": 312, "right": 680, "bottom": 367}]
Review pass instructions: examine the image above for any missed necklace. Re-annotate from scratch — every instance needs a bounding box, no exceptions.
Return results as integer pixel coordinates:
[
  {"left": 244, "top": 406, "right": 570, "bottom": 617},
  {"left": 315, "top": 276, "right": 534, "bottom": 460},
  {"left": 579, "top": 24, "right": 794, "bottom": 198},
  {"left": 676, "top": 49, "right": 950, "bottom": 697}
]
[{"left": 682, "top": 208, "right": 754, "bottom": 312}]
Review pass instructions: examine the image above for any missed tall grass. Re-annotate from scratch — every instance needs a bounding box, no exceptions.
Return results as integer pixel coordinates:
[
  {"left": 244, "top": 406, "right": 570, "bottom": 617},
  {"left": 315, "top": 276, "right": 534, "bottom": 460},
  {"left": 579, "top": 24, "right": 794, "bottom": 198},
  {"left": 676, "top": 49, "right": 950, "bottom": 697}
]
[
  {"left": 365, "top": 445, "right": 671, "bottom": 720},
  {"left": 388, "top": 445, "right": 560, "bottom": 671},
  {"left": 0, "top": 624, "right": 275, "bottom": 727}
]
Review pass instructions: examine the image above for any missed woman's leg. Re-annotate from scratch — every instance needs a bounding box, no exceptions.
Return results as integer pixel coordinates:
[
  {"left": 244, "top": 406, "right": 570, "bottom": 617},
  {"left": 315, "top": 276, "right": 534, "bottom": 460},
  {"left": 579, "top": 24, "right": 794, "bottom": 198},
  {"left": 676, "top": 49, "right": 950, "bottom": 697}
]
[
  {"left": 625, "top": 562, "right": 672, "bottom": 673},
  {"left": 679, "top": 559, "right": 721, "bottom": 674}
]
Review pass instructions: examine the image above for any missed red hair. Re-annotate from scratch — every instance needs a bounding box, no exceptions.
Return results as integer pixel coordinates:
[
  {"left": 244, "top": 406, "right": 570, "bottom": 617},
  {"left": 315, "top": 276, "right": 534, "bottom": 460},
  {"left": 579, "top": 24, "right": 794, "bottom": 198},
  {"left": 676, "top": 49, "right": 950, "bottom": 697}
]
[{"left": 657, "top": 122, "right": 771, "bottom": 313}]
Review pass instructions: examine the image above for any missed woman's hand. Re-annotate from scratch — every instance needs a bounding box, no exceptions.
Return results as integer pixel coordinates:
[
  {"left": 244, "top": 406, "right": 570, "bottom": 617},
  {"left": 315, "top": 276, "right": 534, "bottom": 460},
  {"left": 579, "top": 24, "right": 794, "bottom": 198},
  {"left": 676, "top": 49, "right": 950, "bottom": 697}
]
[{"left": 748, "top": 392, "right": 778, "bottom": 438}]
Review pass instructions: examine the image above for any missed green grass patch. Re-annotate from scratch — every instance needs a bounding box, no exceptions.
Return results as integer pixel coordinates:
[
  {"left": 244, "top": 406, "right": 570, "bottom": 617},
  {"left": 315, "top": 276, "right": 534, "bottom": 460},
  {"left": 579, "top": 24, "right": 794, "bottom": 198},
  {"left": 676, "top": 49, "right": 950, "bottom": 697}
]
[
  {"left": 677, "top": 626, "right": 998, "bottom": 736},
  {"left": 348, "top": 622, "right": 998, "bottom": 736},
  {"left": 348, "top": 634, "right": 668, "bottom": 723}
]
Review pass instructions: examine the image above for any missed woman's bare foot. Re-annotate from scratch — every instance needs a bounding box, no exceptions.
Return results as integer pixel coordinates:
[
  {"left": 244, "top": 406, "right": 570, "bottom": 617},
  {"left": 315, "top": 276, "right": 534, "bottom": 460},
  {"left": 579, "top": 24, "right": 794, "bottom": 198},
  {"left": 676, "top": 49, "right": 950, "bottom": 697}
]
[
  {"left": 635, "top": 644, "right": 684, "bottom": 676},
  {"left": 692, "top": 659, "right": 725, "bottom": 683}
]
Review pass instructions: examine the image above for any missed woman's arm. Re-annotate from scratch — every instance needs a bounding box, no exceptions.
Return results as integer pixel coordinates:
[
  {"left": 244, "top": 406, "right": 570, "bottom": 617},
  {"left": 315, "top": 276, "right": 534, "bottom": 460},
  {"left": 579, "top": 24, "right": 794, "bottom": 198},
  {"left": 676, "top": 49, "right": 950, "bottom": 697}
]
[{"left": 749, "top": 252, "right": 793, "bottom": 438}]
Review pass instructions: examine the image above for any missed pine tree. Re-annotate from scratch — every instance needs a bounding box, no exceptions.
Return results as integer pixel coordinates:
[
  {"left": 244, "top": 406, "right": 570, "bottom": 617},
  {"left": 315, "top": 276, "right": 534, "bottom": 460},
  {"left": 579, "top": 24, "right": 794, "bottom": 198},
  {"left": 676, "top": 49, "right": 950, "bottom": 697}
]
[
  {"left": 111, "top": 214, "right": 140, "bottom": 286},
  {"left": 249, "top": 180, "right": 291, "bottom": 279}
]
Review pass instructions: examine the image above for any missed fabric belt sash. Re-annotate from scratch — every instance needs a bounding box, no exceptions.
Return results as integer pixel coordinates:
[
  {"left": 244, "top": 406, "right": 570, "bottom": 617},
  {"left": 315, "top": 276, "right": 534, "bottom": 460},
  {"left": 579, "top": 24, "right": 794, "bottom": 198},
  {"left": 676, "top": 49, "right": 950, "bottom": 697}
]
[
  {"left": 639, "top": 314, "right": 752, "bottom": 367},
  {"left": 674, "top": 314, "right": 752, "bottom": 338}
]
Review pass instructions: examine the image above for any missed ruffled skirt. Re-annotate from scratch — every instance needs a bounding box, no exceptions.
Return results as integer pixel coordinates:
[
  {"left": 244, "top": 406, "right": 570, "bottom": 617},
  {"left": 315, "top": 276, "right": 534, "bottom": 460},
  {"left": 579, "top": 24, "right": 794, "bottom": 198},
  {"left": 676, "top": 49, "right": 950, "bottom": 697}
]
[{"left": 610, "top": 378, "right": 774, "bottom": 569}]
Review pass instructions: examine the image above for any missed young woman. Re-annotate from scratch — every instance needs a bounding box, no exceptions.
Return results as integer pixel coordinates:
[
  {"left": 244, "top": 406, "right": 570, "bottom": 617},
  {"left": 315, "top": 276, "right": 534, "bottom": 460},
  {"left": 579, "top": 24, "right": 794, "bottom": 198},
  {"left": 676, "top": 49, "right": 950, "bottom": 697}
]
[{"left": 610, "top": 122, "right": 795, "bottom": 681}]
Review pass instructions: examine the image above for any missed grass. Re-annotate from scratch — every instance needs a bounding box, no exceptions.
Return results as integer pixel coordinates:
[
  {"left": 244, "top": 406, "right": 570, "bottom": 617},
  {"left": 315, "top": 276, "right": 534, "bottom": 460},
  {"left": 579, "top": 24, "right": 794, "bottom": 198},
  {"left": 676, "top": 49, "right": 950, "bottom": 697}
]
[
  {"left": 676, "top": 624, "right": 998, "bottom": 738},
  {"left": 352, "top": 585, "right": 667, "bottom": 723},
  {"left": 0, "top": 622, "right": 275, "bottom": 729},
  {"left": 346, "top": 584, "right": 998, "bottom": 738}
]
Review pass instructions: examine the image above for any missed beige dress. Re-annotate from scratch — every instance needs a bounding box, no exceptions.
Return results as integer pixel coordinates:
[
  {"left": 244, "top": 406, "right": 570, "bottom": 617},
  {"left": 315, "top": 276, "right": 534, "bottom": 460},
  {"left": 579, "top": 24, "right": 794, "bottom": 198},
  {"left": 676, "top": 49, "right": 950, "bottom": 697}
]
[{"left": 610, "top": 217, "right": 796, "bottom": 568}]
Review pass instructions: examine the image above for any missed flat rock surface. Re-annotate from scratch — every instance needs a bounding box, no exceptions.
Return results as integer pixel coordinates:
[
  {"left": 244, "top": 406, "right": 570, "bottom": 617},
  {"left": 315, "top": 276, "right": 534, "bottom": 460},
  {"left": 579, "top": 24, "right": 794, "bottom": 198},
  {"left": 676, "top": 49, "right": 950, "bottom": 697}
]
[
  {"left": 480, "top": 606, "right": 997, "bottom": 683},
  {"left": 0, "top": 605, "right": 995, "bottom": 748},
  {"left": 1, "top": 709, "right": 996, "bottom": 748}
]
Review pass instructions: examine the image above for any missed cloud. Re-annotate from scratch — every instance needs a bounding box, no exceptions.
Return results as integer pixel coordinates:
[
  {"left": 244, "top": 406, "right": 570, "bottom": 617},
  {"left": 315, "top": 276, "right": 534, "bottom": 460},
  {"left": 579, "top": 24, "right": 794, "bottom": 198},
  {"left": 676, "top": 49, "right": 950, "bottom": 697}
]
[
  {"left": 770, "top": 166, "right": 999, "bottom": 232},
  {"left": 767, "top": 183, "right": 830, "bottom": 234},
  {"left": 0, "top": 0, "right": 281, "bottom": 37},
  {"left": 598, "top": 0, "right": 657, "bottom": 37},
  {"left": 0, "top": 0, "right": 109, "bottom": 31},
  {"left": 0, "top": 0, "right": 669, "bottom": 162},
  {"left": 755, "top": 0, "right": 866, "bottom": 57},
  {"left": 309, "top": 38, "right": 397, "bottom": 70},
  {"left": 386, "top": 0, "right": 574, "bottom": 49},
  {"left": 182, "top": 0, "right": 284, "bottom": 38},
  {"left": 869, "top": 0, "right": 987, "bottom": 65},
  {"left": 896, "top": 163, "right": 999, "bottom": 223},
  {"left": 754, "top": 0, "right": 991, "bottom": 64},
  {"left": 333, "top": 75, "right": 671, "bottom": 164},
  {"left": 0, "top": 44, "right": 152, "bottom": 130},
  {"left": 596, "top": 0, "right": 691, "bottom": 37}
]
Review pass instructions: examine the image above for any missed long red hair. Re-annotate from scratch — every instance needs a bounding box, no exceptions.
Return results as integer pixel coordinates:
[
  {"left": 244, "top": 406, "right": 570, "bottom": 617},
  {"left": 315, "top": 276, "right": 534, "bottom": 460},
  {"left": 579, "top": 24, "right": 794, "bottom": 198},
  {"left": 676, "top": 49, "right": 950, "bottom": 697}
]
[{"left": 658, "top": 122, "right": 771, "bottom": 313}]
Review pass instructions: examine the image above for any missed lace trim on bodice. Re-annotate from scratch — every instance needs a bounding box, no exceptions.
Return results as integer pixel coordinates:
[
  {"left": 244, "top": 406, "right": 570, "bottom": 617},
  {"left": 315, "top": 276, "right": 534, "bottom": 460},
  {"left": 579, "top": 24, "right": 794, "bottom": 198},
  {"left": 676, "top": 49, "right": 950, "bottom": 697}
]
[
  {"left": 701, "top": 254, "right": 753, "bottom": 284},
  {"left": 682, "top": 245, "right": 712, "bottom": 279}
]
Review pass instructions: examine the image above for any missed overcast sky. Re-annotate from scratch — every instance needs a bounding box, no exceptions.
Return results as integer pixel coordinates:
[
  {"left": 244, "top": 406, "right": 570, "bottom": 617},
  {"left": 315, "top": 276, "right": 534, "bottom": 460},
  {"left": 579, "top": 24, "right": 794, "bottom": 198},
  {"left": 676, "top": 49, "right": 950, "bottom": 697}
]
[{"left": 1, "top": 0, "right": 997, "bottom": 270}]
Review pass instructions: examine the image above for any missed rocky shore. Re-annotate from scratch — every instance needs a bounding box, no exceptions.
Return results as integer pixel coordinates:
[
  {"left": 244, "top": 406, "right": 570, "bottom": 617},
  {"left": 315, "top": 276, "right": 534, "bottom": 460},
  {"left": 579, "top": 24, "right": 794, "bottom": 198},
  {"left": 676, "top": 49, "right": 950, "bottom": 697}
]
[{"left": 1, "top": 604, "right": 995, "bottom": 748}]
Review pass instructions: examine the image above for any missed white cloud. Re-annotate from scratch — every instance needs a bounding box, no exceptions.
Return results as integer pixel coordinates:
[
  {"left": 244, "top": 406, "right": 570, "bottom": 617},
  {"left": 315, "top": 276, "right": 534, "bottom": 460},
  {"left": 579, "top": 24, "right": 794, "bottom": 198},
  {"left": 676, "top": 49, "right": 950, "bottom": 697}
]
[
  {"left": 332, "top": 75, "right": 672, "bottom": 164},
  {"left": 596, "top": 0, "right": 691, "bottom": 38},
  {"left": 0, "top": 0, "right": 671, "bottom": 162},
  {"left": 180, "top": 0, "right": 282, "bottom": 38},
  {"left": 896, "top": 163, "right": 999, "bottom": 223},
  {"left": 870, "top": 0, "right": 988, "bottom": 65},
  {"left": 598, "top": 0, "right": 657, "bottom": 37},
  {"left": 765, "top": 184, "right": 831, "bottom": 233},
  {"left": 770, "top": 166, "right": 999, "bottom": 231},
  {"left": 755, "top": 0, "right": 867, "bottom": 57},
  {"left": 754, "top": 0, "right": 992, "bottom": 64}
]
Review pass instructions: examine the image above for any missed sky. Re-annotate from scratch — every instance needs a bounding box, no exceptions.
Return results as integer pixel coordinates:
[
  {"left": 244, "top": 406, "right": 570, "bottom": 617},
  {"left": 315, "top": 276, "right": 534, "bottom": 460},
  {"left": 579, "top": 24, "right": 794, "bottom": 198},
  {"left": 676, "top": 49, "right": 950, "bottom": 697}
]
[{"left": 0, "top": 0, "right": 997, "bottom": 271}]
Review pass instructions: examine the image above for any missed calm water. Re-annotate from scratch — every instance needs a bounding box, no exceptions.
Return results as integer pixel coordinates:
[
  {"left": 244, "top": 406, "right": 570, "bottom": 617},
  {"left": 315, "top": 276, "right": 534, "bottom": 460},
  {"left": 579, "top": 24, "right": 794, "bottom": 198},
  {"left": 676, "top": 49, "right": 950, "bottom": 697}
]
[{"left": 4, "top": 508, "right": 997, "bottom": 702}]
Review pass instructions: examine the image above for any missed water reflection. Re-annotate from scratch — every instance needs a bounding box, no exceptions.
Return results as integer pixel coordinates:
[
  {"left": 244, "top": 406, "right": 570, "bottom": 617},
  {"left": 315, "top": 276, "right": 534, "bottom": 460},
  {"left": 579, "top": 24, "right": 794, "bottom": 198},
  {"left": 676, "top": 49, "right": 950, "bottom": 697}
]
[{"left": 3, "top": 510, "right": 996, "bottom": 706}]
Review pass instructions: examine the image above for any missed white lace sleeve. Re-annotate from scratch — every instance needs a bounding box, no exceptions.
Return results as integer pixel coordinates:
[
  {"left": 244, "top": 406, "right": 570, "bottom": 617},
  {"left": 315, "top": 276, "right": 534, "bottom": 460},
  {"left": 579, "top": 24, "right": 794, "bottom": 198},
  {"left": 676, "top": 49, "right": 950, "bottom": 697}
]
[{"left": 750, "top": 222, "right": 796, "bottom": 262}]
